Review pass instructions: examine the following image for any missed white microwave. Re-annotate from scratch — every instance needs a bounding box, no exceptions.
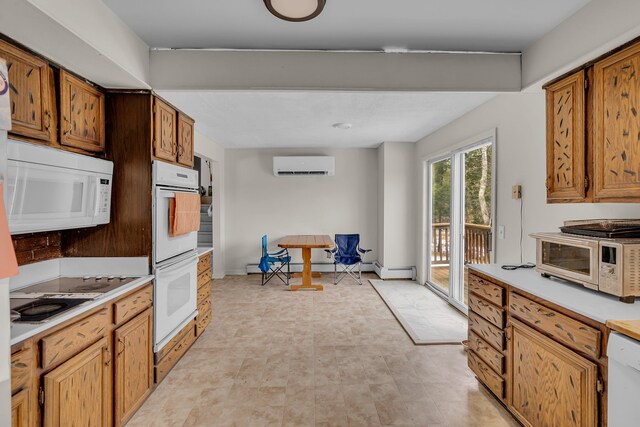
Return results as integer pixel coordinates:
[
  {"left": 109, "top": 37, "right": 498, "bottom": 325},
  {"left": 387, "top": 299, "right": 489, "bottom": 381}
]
[{"left": 5, "top": 139, "right": 113, "bottom": 235}]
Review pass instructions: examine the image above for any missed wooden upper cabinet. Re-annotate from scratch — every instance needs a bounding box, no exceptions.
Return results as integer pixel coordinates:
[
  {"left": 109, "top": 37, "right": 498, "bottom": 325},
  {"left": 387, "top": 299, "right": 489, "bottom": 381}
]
[
  {"left": 43, "top": 337, "right": 111, "bottom": 427},
  {"left": 60, "top": 70, "right": 105, "bottom": 152},
  {"left": 177, "top": 113, "right": 195, "bottom": 167},
  {"left": 114, "top": 308, "right": 153, "bottom": 426},
  {"left": 593, "top": 42, "right": 640, "bottom": 201},
  {"left": 153, "top": 98, "right": 177, "bottom": 162},
  {"left": 509, "top": 319, "right": 597, "bottom": 427},
  {"left": 0, "top": 39, "right": 55, "bottom": 143},
  {"left": 545, "top": 71, "right": 587, "bottom": 202}
]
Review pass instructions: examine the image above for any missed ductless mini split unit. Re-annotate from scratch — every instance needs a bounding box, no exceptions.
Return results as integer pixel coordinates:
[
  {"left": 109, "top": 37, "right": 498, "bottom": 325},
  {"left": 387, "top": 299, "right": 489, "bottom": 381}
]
[{"left": 273, "top": 156, "right": 335, "bottom": 176}]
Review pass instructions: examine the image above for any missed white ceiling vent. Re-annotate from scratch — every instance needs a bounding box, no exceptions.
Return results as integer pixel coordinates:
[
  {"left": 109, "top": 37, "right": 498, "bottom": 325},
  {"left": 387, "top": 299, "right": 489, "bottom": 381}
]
[{"left": 273, "top": 156, "right": 335, "bottom": 176}]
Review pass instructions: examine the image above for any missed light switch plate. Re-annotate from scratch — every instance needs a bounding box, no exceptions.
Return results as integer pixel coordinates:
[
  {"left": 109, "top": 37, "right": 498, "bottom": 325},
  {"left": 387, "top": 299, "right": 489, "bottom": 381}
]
[{"left": 498, "top": 225, "right": 505, "bottom": 240}]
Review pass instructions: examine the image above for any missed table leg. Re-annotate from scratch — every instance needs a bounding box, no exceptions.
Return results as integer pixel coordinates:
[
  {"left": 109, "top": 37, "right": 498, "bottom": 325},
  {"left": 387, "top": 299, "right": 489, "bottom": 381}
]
[{"left": 290, "top": 247, "right": 324, "bottom": 291}]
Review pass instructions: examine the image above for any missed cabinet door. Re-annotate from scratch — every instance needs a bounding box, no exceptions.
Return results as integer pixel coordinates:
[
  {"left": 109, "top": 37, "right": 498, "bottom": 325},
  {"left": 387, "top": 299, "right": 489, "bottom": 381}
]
[
  {"left": 177, "top": 113, "right": 194, "bottom": 167},
  {"left": 11, "top": 388, "right": 31, "bottom": 427},
  {"left": 509, "top": 319, "right": 597, "bottom": 427},
  {"left": 153, "top": 98, "right": 177, "bottom": 162},
  {"left": 114, "top": 308, "right": 153, "bottom": 426},
  {"left": 0, "top": 39, "right": 55, "bottom": 142},
  {"left": 60, "top": 70, "right": 105, "bottom": 152},
  {"left": 43, "top": 337, "right": 111, "bottom": 427},
  {"left": 594, "top": 42, "right": 640, "bottom": 200},
  {"left": 545, "top": 71, "right": 587, "bottom": 202}
]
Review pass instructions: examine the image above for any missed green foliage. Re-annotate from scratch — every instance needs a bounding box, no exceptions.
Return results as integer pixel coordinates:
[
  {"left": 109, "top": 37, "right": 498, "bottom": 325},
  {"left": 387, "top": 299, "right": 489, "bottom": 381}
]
[{"left": 431, "top": 159, "right": 451, "bottom": 223}]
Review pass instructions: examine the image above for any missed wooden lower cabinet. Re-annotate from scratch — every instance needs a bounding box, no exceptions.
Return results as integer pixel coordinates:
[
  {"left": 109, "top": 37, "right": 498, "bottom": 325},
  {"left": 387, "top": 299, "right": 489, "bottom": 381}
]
[
  {"left": 11, "top": 388, "right": 31, "bottom": 427},
  {"left": 114, "top": 308, "right": 154, "bottom": 426},
  {"left": 509, "top": 319, "right": 598, "bottom": 427},
  {"left": 43, "top": 337, "right": 111, "bottom": 427}
]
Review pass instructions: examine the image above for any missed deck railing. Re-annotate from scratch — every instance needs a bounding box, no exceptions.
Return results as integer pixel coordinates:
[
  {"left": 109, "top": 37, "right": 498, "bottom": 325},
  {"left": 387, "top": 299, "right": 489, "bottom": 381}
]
[{"left": 431, "top": 223, "right": 491, "bottom": 265}]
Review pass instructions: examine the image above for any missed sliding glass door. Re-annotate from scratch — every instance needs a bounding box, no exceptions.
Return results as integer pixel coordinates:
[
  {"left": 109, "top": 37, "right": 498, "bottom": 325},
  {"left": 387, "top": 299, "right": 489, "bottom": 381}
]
[{"left": 427, "top": 137, "right": 495, "bottom": 310}]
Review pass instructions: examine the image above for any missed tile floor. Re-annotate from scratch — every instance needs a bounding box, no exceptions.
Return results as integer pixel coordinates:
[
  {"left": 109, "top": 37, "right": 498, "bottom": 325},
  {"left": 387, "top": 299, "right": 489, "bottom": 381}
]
[{"left": 126, "top": 274, "right": 519, "bottom": 427}]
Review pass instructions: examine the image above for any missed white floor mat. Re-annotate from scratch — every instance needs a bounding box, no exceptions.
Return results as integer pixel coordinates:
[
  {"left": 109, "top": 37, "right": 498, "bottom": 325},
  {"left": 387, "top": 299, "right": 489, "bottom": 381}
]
[{"left": 369, "top": 279, "right": 468, "bottom": 345}]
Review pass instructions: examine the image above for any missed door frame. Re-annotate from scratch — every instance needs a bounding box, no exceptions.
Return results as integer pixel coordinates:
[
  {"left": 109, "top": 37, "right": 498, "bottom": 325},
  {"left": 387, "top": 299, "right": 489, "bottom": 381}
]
[{"left": 422, "top": 129, "right": 497, "bottom": 313}]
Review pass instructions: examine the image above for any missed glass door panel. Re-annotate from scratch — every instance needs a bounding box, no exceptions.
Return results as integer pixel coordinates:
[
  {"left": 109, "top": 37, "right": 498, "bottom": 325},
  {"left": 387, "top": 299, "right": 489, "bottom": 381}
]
[
  {"left": 459, "top": 143, "right": 493, "bottom": 306},
  {"left": 429, "top": 158, "right": 452, "bottom": 295}
]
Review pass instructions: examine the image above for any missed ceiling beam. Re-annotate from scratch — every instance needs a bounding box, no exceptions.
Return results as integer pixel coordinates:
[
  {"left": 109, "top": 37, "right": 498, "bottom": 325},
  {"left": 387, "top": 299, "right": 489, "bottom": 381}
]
[
  {"left": 1, "top": 0, "right": 150, "bottom": 89},
  {"left": 522, "top": 0, "right": 640, "bottom": 90},
  {"left": 150, "top": 50, "right": 521, "bottom": 92}
]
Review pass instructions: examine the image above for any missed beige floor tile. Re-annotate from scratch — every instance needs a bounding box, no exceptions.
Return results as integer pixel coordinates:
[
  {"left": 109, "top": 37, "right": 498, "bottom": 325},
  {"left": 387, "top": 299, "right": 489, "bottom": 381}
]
[{"left": 125, "top": 273, "right": 517, "bottom": 427}]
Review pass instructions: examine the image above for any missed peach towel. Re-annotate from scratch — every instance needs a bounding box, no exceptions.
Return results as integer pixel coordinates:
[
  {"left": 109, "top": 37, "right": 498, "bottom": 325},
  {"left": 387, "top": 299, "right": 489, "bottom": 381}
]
[
  {"left": 170, "top": 192, "right": 201, "bottom": 237},
  {"left": 0, "top": 183, "right": 18, "bottom": 278}
]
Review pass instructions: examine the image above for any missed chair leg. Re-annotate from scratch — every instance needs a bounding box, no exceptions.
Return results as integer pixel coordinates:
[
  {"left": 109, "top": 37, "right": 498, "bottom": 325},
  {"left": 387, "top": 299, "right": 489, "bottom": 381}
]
[
  {"left": 358, "top": 263, "right": 362, "bottom": 285},
  {"left": 334, "top": 263, "right": 337, "bottom": 285},
  {"left": 286, "top": 262, "right": 290, "bottom": 285},
  {"left": 261, "top": 272, "right": 265, "bottom": 286}
]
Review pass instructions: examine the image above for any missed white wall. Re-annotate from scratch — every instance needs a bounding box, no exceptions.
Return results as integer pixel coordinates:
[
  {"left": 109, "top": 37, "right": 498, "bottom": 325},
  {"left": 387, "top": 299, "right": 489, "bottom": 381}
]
[
  {"left": 415, "top": 93, "right": 640, "bottom": 284},
  {"left": 224, "top": 148, "right": 378, "bottom": 274},
  {"left": 194, "top": 131, "right": 226, "bottom": 278},
  {"left": 378, "top": 142, "right": 416, "bottom": 269}
]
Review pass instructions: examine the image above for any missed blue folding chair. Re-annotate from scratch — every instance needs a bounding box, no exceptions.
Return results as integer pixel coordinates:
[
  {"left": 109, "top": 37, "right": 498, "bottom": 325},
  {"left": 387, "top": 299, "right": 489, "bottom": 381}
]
[
  {"left": 325, "top": 234, "right": 372, "bottom": 285},
  {"left": 259, "top": 235, "right": 291, "bottom": 286}
]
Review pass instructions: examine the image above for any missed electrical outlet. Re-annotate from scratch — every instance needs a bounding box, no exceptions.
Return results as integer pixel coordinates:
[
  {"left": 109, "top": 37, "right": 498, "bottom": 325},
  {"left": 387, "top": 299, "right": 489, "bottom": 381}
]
[
  {"left": 498, "top": 225, "right": 505, "bottom": 240},
  {"left": 512, "top": 185, "right": 522, "bottom": 199}
]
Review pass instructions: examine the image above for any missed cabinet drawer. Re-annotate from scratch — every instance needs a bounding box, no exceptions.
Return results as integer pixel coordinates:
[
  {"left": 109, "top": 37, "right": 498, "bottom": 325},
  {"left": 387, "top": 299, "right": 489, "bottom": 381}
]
[
  {"left": 469, "top": 294, "right": 505, "bottom": 328},
  {"left": 468, "top": 350, "right": 504, "bottom": 399},
  {"left": 197, "top": 282, "right": 211, "bottom": 305},
  {"left": 469, "top": 274, "right": 505, "bottom": 307},
  {"left": 41, "top": 308, "right": 109, "bottom": 370},
  {"left": 196, "top": 304, "right": 212, "bottom": 337},
  {"left": 155, "top": 322, "right": 196, "bottom": 383},
  {"left": 11, "top": 346, "right": 32, "bottom": 394},
  {"left": 155, "top": 319, "right": 194, "bottom": 363},
  {"left": 198, "top": 269, "right": 212, "bottom": 289},
  {"left": 509, "top": 292, "right": 601, "bottom": 359},
  {"left": 469, "top": 331, "right": 504, "bottom": 374},
  {"left": 114, "top": 284, "right": 153, "bottom": 326},
  {"left": 469, "top": 311, "right": 505, "bottom": 351},
  {"left": 198, "top": 253, "right": 211, "bottom": 275}
]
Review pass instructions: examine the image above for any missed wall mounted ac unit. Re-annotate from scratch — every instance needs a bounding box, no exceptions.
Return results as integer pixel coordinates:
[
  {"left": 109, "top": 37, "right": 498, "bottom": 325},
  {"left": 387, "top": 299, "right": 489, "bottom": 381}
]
[{"left": 273, "top": 156, "right": 335, "bottom": 176}]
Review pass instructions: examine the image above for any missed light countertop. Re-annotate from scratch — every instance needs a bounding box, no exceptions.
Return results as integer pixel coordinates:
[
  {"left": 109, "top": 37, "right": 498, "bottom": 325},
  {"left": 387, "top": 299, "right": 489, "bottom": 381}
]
[
  {"left": 10, "top": 275, "right": 154, "bottom": 346},
  {"left": 197, "top": 247, "right": 213, "bottom": 257},
  {"left": 469, "top": 264, "right": 640, "bottom": 325}
]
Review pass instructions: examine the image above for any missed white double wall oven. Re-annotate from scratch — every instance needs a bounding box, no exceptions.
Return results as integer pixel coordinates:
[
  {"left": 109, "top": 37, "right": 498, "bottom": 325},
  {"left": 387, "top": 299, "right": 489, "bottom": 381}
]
[{"left": 152, "top": 161, "right": 200, "bottom": 352}]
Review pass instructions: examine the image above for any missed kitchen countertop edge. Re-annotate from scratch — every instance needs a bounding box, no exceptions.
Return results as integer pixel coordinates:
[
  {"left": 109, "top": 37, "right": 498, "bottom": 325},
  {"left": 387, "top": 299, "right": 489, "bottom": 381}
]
[
  {"left": 469, "top": 264, "right": 640, "bottom": 325},
  {"left": 197, "top": 247, "right": 213, "bottom": 257},
  {"left": 10, "top": 275, "right": 154, "bottom": 346}
]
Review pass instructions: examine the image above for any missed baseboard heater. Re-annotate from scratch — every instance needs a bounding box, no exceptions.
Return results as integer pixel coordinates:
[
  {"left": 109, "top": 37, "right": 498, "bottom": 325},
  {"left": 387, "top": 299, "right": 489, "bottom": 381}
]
[
  {"left": 373, "top": 261, "right": 416, "bottom": 280},
  {"left": 245, "top": 262, "right": 375, "bottom": 275}
]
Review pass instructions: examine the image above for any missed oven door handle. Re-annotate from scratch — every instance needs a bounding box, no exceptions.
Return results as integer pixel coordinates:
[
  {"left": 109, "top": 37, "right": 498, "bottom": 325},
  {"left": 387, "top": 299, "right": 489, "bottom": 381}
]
[{"left": 156, "top": 257, "right": 198, "bottom": 276}]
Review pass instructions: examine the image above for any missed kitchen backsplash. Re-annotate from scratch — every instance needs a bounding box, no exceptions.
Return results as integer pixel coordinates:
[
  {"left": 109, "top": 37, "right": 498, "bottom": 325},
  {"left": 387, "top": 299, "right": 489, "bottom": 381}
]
[{"left": 12, "top": 231, "right": 62, "bottom": 266}]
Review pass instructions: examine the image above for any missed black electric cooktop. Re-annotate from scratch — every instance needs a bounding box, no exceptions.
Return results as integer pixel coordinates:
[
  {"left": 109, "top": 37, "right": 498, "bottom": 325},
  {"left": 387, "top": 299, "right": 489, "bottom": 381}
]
[{"left": 11, "top": 298, "right": 91, "bottom": 322}]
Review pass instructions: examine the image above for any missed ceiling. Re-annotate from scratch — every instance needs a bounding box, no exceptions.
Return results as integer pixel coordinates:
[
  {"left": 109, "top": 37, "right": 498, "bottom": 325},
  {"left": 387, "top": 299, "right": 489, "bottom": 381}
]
[
  {"left": 103, "top": 0, "right": 589, "bottom": 52},
  {"left": 157, "top": 91, "right": 495, "bottom": 148}
]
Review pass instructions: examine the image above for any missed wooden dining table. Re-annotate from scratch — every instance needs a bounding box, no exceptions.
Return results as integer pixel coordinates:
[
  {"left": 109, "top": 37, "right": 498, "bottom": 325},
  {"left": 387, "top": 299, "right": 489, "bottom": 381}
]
[{"left": 278, "top": 235, "right": 334, "bottom": 291}]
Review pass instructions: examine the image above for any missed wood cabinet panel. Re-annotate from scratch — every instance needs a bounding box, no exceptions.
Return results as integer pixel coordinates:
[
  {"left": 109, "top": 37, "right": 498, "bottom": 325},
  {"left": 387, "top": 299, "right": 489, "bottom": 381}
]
[
  {"left": 177, "top": 113, "right": 194, "bottom": 167},
  {"left": 0, "top": 39, "right": 55, "bottom": 143},
  {"left": 153, "top": 98, "right": 177, "bottom": 162},
  {"left": 468, "top": 350, "right": 503, "bottom": 399},
  {"left": 43, "top": 337, "right": 111, "bottom": 427},
  {"left": 198, "top": 252, "right": 212, "bottom": 275},
  {"left": 197, "top": 283, "right": 212, "bottom": 306},
  {"left": 594, "top": 42, "right": 640, "bottom": 201},
  {"left": 545, "top": 71, "right": 587, "bottom": 202},
  {"left": 11, "top": 388, "right": 31, "bottom": 427},
  {"left": 198, "top": 269, "right": 212, "bottom": 289},
  {"left": 509, "top": 319, "right": 597, "bottom": 427},
  {"left": 469, "top": 330, "right": 504, "bottom": 374},
  {"left": 196, "top": 302, "right": 212, "bottom": 337},
  {"left": 509, "top": 292, "right": 601, "bottom": 359},
  {"left": 114, "top": 308, "right": 153, "bottom": 426},
  {"left": 469, "top": 274, "right": 505, "bottom": 307},
  {"left": 41, "top": 308, "right": 109, "bottom": 370},
  {"left": 469, "top": 293, "right": 505, "bottom": 328},
  {"left": 114, "top": 285, "right": 152, "bottom": 326},
  {"left": 11, "top": 345, "right": 32, "bottom": 394},
  {"left": 155, "top": 321, "right": 196, "bottom": 384},
  {"left": 469, "top": 310, "right": 505, "bottom": 351},
  {"left": 60, "top": 70, "right": 105, "bottom": 152}
]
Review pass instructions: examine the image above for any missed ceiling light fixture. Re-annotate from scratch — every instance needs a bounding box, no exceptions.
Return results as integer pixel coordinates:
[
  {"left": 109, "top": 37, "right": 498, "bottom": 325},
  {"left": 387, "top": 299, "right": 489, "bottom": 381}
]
[
  {"left": 332, "top": 122, "right": 352, "bottom": 130},
  {"left": 264, "top": 0, "right": 326, "bottom": 22}
]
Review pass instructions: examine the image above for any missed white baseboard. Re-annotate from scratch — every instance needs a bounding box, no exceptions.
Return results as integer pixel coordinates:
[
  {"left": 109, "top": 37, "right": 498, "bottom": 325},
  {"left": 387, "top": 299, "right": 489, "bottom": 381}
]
[
  {"left": 245, "top": 262, "right": 375, "bottom": 275},
  {"left": 373, "top": 261, "right": 416, "bottom": 280}
]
